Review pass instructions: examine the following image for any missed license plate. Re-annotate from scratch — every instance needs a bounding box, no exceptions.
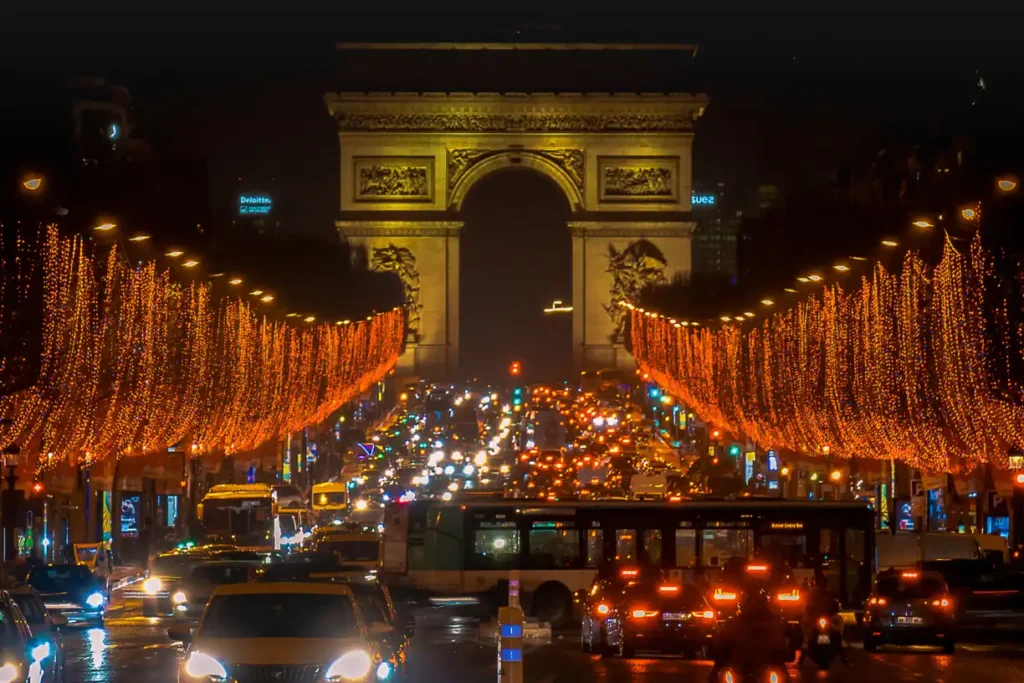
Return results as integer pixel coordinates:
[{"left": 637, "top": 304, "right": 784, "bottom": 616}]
[
  {"left": 816, "top": 634, "right": 831, "bottom": 644},
  {"left": 662, "top": 613, "right": 686, "bottom": 621},
  {"left": 896, "top": 616, "right": 923, "bottom": 624}
]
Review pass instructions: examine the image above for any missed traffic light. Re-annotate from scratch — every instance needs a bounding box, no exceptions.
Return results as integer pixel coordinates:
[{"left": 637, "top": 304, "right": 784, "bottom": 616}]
[
  {"left": 711, "top": 429, "right": 722, "bottom": 440},
  {"left": 510, "top": 361, "right": 521, "bottom": 376},
  {"left": 30, "top": 481, "right": 44, "bottom": 496},
  {"left": 649, "top": 387, "right": 661, "bottom": 399},
  {"left": 728, "top": 445, "right": 741, "bottom": 457}
]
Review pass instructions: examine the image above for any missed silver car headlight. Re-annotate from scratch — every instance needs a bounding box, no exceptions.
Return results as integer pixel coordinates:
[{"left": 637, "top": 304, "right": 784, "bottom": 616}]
[{"left": 325, "top": 650, "right": 372, "bottom": 681}]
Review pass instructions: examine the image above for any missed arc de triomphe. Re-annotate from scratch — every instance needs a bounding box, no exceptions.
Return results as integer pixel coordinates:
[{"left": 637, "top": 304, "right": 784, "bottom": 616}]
[{"left": 326, "top": 47, "right": 707, "bottom": 378}]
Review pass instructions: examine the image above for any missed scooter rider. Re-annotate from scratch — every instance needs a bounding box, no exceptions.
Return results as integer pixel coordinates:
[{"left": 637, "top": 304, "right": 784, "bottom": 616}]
[{"left": 800, "top": 573, "right": 847, "bottom": 665}]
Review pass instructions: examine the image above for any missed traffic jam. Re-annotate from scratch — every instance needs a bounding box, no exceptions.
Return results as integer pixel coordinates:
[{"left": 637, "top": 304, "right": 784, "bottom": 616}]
[{"left": 5, "top": 375, "right": 1020, "bottom": 683}]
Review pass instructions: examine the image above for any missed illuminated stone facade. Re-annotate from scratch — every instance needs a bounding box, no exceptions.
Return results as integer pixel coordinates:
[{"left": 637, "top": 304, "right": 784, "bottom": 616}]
[{"left": 327, "top": 92, "right": 706, "bottom": 377}]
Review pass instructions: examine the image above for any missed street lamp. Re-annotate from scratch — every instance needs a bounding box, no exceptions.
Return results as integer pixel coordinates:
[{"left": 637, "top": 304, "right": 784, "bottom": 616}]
[
  {"left": 997, "top": 177, "right": 1018, "bottom": 193},
  {"left": 93, "top": 223, "right": 116, "bottom": 232},
  {"left": 21, "top": 177, "right": 42, "bottom": 191},
  {"left": 912, "top": 219, "right": 934, "bottom": 228}
]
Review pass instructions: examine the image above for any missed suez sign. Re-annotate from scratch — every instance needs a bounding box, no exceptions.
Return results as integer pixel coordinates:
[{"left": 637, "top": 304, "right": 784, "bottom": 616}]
[
  {"left": 691, "top": 193, "right": 716, "bottom": 206},
  {"left": 238, "top": 194, "right": 272, "bottom": 215}
]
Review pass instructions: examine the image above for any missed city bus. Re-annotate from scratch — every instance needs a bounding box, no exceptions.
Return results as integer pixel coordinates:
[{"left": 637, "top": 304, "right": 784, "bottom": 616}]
[
  {"left": 197, "top": 484, "right": 280, "bottom": 549},
  {"left": 380, "top": 499, "right": 874, "bottom": 625}
]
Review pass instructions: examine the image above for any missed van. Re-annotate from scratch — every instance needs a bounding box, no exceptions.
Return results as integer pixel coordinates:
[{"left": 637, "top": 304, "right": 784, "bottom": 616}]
[{"left": 876, "top": 531, "right": 981, "bottom": 570}]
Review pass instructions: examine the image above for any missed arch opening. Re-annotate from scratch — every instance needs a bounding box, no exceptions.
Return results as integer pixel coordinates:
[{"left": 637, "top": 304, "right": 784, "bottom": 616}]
[{"left": 459, "top": 167, "right": 573, "bottom": 382}]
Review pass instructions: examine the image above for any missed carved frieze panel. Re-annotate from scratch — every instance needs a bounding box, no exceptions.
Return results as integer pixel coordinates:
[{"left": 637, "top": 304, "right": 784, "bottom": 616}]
[
  {"left": 598, "top": 156, "right": 680, "bottom": 203},
  {"left": 338, "top": 112, "right": 695, "bottom": 133},
  {"left": 354, "top": 156, "right": 435, "bottom": 202}
]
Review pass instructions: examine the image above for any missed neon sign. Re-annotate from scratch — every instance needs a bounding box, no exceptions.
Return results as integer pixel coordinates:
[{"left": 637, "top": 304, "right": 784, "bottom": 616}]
[
  {"left": 691, "top": 194, "right": 716, "bottom": 206},
  {"left": 239, "top": 194, "right": 272, "bottom": 215}
]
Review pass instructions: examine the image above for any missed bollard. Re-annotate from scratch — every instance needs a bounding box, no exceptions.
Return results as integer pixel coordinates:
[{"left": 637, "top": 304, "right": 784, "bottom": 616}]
[{"left": 497, "top": 605, "right": 524, "bottom": 683}]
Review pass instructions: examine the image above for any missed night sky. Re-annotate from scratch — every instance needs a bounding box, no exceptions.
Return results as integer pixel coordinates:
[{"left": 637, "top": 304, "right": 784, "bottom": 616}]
[{"left": 4, "top": 10, "right": 1023, "bottom": 379}]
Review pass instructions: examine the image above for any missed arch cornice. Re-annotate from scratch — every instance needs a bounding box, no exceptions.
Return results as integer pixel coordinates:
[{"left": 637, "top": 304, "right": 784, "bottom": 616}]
[{"left": 448, "top": 150, "right": 584, "bottom": 212}]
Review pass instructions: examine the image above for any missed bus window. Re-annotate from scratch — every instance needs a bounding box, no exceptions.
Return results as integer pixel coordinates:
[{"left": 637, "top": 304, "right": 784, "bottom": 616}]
[
  {"left": 529, "top": 529, "right": 581, "bottom": 569},
  {"left": 586, "top": 530, "right": 604, "bottom": 568},
  {"left": 702, "top": 529, "right": 751, "bottom": 567},
  {"left": 675, "top": 529, "right": 697, "bottom": 568},
  {"left": 761, "top": 533, "right": 810, "bottom": 569},
  {"left": 643, "top": 530, "right": 662, "bottom": 566},
  {"left": 471, "top": 527, "right": 520, "bottom": 569},
  {"left": 616, "top": 530, "right": 637, "bottom": 562}
]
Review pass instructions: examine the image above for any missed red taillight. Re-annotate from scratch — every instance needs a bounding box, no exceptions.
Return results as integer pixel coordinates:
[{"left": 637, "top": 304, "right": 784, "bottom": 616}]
[
  {"left": 692, "top": 610, "right": 716, "bottom": 620},
  {"left": 713, "top": 588, "right": 738, "bottom": 602},
  {"left": 658, "top": 584, "right": 680, "bottom": 594},
  {"left": 746, "top": 563, "right": 769, "bottom": 573},
  {"left": 620, "top": 568, "right": 639, "bottom": 579},
  {"left": 596, "top": 603, "right": 610, "bottom": 615},
  {"left": 931, "top": 598, "right": 951, "bottom": 608},
  {"left": 868, "top": 596, "right": 888, "bottom": 606},
  {"left": 775, "top": 589, "right": 801, "bottom": 603},
  {"left": 631, "top": 608, "right": 658, "bottom": 619}
]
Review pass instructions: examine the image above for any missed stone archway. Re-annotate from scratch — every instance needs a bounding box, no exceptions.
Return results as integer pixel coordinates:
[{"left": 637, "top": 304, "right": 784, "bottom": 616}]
[{"left": 328, "top": 91, "right": 706, "bottom": 379}]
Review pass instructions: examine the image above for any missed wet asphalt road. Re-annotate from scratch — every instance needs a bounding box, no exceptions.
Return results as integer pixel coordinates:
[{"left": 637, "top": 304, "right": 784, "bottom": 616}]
[{"left": 60, "top": 605, "right": 1024, "bottom": 683}]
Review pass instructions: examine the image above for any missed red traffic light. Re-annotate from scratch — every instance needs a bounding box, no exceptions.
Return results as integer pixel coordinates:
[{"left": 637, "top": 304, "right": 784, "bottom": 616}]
[
  {"left": 510, "top": 361, "right": 521, "bottom": 376},
  {"left": 31, "top": 481, "right": 44, "bottom": 495},
  {"left": 711, "top": 429, "right": 721, "bottom": 439},
  {"left": 1014, "top": 472, "right": 1024, "bottom": 487}
]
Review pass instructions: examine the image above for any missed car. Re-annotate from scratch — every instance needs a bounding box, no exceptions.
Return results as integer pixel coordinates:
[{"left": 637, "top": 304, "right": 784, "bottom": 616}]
[
  {"left": 171, "top": 562, "right": 259, "bottom": 621},
  {"left": 141, "top": 550, "right": 220, "bottom": 617},
  {"left": 309, "top": 529, "right": 380, "bottom": 570},
  {"left": 27, "top": 564, "right": 106, "bottom": 626},
  {"left": 0, "top": 589, "right": 55, "bottom": 683},
  {"left": 169, "top": 582, "right": 402, "bottom": 683},
  {"left": 8, "top": 586, "right": 65, "bottom": 683},
  {"left": 322, "top": 574, "right": 411, "bottom": 681},
  {"left": 863, "top": 569, "right": 956, "bottom": 653},
  {"left": 601, "top": 580, "right": 718, "bottom": 658}
]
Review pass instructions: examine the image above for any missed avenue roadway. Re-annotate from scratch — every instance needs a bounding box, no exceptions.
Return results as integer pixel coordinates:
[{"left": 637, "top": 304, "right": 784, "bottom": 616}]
[{"left": 64, "top": 604, "right": 1024, "bottom": 683}]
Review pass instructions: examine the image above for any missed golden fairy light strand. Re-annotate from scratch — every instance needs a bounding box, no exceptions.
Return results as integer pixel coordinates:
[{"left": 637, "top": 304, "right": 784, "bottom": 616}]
[
  {"left": 0, "top": 225, "right": 403, "bottom": 471},
  {"left": 629, "top": 233, "right": 1024, "bottom": 473}
]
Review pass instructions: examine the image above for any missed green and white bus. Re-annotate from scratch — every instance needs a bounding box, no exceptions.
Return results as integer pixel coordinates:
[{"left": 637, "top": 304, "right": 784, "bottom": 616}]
[{"left": 380, "top": 498, "right": 875, "bottom": 625}]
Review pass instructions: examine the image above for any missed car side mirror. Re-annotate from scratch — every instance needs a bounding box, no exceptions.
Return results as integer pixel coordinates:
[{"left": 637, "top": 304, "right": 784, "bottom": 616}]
[
  {"left": 49, "top": 615, "right": 68, "bottom": 628},
  {"left": 369, "top": 622, "right": 394, "bottom": 636},
  {"left": 167, "top": 625, "right": 192, "bottom": 644}
]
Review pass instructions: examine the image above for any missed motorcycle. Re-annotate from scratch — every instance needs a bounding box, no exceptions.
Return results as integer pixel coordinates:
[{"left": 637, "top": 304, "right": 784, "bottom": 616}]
[{"left": 804, "top": 615, "right": 842, "bottom": 670}]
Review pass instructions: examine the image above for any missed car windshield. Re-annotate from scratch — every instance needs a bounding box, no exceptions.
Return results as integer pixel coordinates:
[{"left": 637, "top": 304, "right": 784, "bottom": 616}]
[
  {"left": 28, "top": 565, "right": 93, "bottom": 592},
  {"left": 190, "top": 565, "right": 251, "bottom": 584},
  {"left": 199, "top": 593, "right": 359, "bottom": 638},
  {"left": 876, "top": 575, "right": 947, "bottom": 600},
  {"left": 317, "top": 541, "right": 379, "bottom": 562},
  {"left": 11, "top": 595, "right": 46, "bottom": 624}
]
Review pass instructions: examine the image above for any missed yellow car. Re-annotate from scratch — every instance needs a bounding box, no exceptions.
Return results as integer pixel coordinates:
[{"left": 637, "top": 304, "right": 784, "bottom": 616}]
[{"left": 171, "top": 581, "right": 401, "bottom": 683}]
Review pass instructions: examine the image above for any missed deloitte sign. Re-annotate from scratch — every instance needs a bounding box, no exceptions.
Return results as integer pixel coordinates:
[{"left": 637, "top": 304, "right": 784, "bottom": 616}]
[{"left": 238, "top": 194, "right": 272, "bottom": 216}]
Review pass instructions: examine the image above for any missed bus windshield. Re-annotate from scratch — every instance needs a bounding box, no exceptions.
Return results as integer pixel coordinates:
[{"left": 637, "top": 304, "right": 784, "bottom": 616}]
[{"left": 202, "top": 497, "right": 272, "bottom": 546}]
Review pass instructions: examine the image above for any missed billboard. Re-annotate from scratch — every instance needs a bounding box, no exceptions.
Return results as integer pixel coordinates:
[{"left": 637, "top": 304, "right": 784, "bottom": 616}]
[{"left": 238, "top": 194, "right": 272, "bottom": 215}]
